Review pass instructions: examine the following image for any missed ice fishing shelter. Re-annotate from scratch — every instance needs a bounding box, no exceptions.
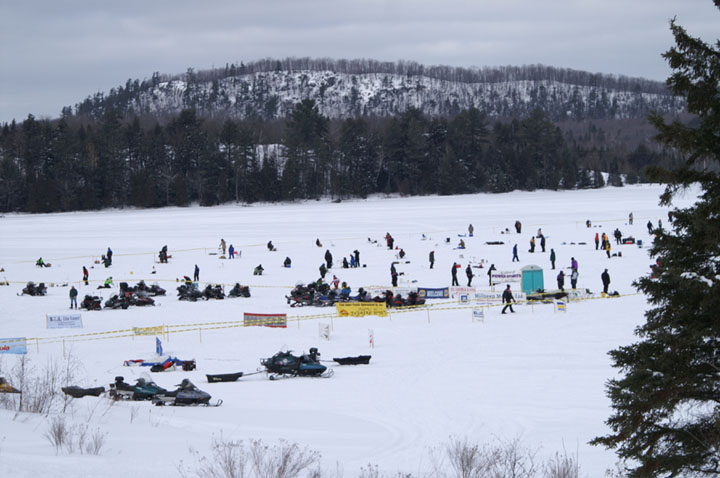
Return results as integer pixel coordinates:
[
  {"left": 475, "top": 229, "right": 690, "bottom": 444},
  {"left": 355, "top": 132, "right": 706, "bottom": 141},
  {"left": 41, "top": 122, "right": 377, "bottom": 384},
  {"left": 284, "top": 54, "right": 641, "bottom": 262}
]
[{"left": 521, "top": 265, "right": 544, "bottom": 294}]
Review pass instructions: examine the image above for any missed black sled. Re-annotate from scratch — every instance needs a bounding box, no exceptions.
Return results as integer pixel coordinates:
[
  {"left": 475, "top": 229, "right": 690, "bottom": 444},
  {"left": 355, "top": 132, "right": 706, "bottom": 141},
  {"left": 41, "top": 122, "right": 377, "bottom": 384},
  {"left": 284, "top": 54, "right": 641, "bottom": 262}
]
[
  {"left": 62, "top": 385, "right": 106, "bottom": 398},
  {"left": 152, "top": 379, "right": 220, "bottom": 406}
]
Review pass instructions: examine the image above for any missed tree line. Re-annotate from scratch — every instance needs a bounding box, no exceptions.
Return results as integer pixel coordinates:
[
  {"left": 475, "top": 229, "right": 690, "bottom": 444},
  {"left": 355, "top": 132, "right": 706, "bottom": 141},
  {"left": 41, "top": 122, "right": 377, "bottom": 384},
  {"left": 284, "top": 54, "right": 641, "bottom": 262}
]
[{"left": 0, "top": 102, "right": 675, "bottom": 213}]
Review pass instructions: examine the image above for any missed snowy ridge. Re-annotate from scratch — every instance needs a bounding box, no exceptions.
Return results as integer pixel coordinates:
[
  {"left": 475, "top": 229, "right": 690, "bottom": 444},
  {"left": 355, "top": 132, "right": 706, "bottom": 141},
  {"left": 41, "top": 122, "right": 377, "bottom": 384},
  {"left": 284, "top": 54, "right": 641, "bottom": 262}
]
[{"left": 119, "top": 70, "right": 682, "bottom": 120}]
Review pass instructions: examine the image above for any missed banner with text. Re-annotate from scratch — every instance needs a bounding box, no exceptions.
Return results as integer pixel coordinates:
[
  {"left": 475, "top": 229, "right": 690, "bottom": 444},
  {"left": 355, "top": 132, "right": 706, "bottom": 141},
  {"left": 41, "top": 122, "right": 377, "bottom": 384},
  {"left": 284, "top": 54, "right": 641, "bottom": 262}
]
[
  {"left": 336, "top": 302, "right": 388, "bottom": 318},
  {"left": 417, "top": 287, "right": 449, "bottom": 299},
  {"left": 46, "top": 313, "right": 83, "bottom": 329},
  {"left": 450, "top": 286, "right": 476, "bottom": 300},
  {"left": 490, "top": 270, "right": 522, "bottom": 284},
  {"left": 243, "top": 312, "right": 287, "bottom": 328},
  {"left": 474, "top": 291, "right": 527, "bottom": 303},
  {"left": 0, "top": 338, "right": 27, "bottom": 355}
]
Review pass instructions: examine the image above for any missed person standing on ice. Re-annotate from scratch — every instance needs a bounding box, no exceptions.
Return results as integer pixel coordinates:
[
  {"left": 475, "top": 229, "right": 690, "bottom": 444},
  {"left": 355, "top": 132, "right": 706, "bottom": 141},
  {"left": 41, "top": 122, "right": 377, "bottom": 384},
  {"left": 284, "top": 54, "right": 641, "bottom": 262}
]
[
  {"left": 487, "top": 263, "right": 496, "bottom": 286},
  {"left": 595, "top": 232, "right": 600, "bottom": 250},
  {"left": 514, "top": 220, "right": 522, "bottom": 233},
  {"left": 391, "top": 267, "right": 398, "bottom": 287},
  {"left": 193, "top": 264, "right": 200, "bottom": 282},
  {"left": 219, "top": 239, "right": 226, "bottom": 255},
  {"left": 106, "top": 247, "right": 113, "bottom": 265},
  {"left": 354, "top": 249, "right": 360, "bottom": 267},
  {"left": 451, "top": 262, "right": 459, "bottom": 286},
  {"left": 466, "top": 264, "right": 473, "bottom": 286},
  {"left": 69, "top": 286, "right": 78, "bottom": 309},
  {"left": 319, "top": 263, "right": 327, "bottom": 279},
  {"left": 512, "top": 244, "right": 519, "bottom": 262},
  {"left": 557, "top": 270, "right": 565, "bottom": 291},
  {"left": 228, "top": 244, "right": 235, "bottom": 259},
  {"left": 540, "top": 234, "right": 546, "bottom": 253},
  {"left": 570, "top": 268, "right": 579, "bottom": 289},
  {"left": 82, "top": 266, "right": 89, "bottom": 285},
  {"left": 468, "top": 224, "right": 474, "bottom": 237},
  {"left": 601, "top": 269, "right": 611, "bottom": 295},
  {"left": 429, "top": 250, "right": 435, "bottom": 269},
  {"left": 550, "top": 249, "right": 556, "bottom": 269},
  {"left": 647, "top": 220, "right": 654, "bottom": 234},
  {"left": 629, "top": 212, "right": 633, "bottom": 225},
  {"left": 325, "top": 249, "right": 333, "bottom": 269},
  {"left": 529, "top": 236, "right": 535, "bottom": 253},
  {"left": 571, "top": 257, "right": 578, "bottom": 271},
  {"left": 501, "top": 285, "right": 516, "bottom": 314}
]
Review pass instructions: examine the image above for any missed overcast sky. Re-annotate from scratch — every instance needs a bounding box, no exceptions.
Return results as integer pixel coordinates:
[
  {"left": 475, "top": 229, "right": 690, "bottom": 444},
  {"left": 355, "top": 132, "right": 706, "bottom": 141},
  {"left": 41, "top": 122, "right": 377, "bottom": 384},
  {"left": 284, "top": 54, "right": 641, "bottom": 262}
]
[{"left": 1, "top": 0, "right": 717, "bottom": 124}]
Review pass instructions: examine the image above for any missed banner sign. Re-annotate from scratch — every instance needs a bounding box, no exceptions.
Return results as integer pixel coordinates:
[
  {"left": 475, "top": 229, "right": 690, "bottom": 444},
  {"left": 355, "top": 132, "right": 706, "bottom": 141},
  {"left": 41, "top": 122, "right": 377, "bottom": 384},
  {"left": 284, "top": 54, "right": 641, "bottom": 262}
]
[
  {"left": 417, "top": 287, "right": 449, "bottom": 299},
  {"left": 336, "top": 302, "right": 388, "bottom": 318},
  {"left": 491, "top": 270, "right": 522, "bottom": 283},
  {"left": 0, "top": 338, "right": 27, "bottom": 355},
  {"left": 450, "top": 286, "right": 476, "bottom": 299},
  {"left": 133, "top": 326, "right": 165, "bottom": 336},
  {"left": 243, "top": 312, "right": 287, "bottom": 328},
  {"left": 46, "top": 313, "right": 83, "bottom": 329},
  {"left": 474, "top": 291, "right": 527, "bottom": 303}
]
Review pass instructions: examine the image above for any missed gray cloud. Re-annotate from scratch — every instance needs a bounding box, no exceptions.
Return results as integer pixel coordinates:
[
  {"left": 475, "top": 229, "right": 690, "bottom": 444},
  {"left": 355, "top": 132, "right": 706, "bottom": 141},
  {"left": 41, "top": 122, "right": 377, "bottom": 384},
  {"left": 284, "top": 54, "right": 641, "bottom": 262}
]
[{"left": 1, "top": 0, "right": 717, "bottom": 123}]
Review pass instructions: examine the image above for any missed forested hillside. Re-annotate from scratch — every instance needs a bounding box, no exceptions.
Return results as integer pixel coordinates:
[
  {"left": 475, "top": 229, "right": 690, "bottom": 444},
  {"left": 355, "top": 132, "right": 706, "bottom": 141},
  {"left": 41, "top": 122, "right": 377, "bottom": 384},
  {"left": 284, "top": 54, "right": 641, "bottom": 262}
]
[{"left": 73, "top": 58, "right": 683, "bottom": 122}]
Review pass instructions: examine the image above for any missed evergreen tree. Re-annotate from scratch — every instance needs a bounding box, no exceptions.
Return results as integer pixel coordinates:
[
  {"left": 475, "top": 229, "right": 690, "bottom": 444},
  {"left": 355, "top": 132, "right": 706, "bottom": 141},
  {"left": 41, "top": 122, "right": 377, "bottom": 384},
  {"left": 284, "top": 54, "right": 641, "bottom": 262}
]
[{"left": 591, "top": 5, "right": 720, "bottom": 476}]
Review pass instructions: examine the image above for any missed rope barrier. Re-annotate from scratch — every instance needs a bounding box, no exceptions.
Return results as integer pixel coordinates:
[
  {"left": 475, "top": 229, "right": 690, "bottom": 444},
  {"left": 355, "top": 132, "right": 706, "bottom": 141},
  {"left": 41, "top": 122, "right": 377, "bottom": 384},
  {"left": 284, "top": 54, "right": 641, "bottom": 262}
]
[{"left": 13, "top": 291, "right": 639, "bottom": 349}]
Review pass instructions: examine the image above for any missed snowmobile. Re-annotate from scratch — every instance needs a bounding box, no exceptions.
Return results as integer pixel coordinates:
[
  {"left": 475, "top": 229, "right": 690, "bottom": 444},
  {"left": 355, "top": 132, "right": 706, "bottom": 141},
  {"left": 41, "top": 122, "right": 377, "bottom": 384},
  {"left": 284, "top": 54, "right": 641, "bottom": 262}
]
[
  {"left": 108, "top": 375, "right": 167, "bottom": 401},
  {"left": 227, "top": 283, "right": 251, "bottom": 298},
  {"left": 21, "top": 281, "right": 47, "bottom": 296},
  {"left": 80, "top": 294, "right": 102, "bottom": 310},
  {"left": 0, "top": 377, "right": 21, "bottom": 394},
  {"left": 177, "top": 283, "right": 202, "bottom": 302},
  {"left": 261, "top": 348, "right": 333, "bottom": 380},
  {"left": 105, "top": 293, "right": 130, "bottom": 309},
  {"left": 129, "top": 280, "right": 166, "bottom": 296},
  {"left": 152, "top": 379, "right": 219, "bottom": 406},
  {"left": 129, "top": 290, "right": 155, "bottom": 306},
  {"left": 202, "top": 284, "right": 225, "bottom": 300}
]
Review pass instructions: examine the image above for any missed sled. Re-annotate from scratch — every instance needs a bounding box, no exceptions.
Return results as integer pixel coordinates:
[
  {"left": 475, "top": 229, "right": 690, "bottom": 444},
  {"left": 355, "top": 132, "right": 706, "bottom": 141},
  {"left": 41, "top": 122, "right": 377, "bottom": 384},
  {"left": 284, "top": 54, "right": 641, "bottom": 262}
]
[
  {"left": 332, "top": 355, "right": 372, "bottom": 365},
  {"left": 62, "top": 386, "right": 105, "bottom": 398},
  {"left": 206, "top": 372, "right": 244, "bottom": 383}
]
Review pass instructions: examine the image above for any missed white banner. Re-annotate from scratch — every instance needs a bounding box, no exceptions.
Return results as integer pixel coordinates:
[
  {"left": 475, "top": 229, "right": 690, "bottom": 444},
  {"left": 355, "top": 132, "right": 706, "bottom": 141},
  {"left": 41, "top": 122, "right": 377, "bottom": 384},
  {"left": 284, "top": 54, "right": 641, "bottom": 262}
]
[
  {"left": 450, "top": 286, "right": 476, "bottom": 299},
  {"left": 491, "top": 271, "right": 521, "bottom": 283},
  {"left": 46, "top": 313, "right": 83, "bottom": 329},
  {"left": 475, "top": 291, "right": 526, "bottom": 303}
]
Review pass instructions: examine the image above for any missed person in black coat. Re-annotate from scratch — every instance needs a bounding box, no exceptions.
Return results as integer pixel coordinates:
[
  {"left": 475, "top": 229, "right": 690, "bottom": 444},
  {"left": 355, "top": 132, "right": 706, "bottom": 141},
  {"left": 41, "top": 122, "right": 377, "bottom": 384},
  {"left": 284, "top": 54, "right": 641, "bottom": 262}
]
[
  {"left": 550, "top": 249, "right": 556, "bottom": 269},
  {"left": 601, "top": 269, "right": 611, "bottom": 294},
  {"left": 451, "top": 262, "right": 459, "bottom": 286},
  {"left": 501, "top": 285, "right": 516, "bottom": 314},
  {"left": 319, "top": 263, "right": 327, "bottom": 279},
  {"left": 391, "top": 269, "right": 398, "bottom": 287},
  {"left": 466, "top": 264, "right": 473, "bottom": 286},
  {"left": 512, "top": 244, "right": 519, "bottom": 262},
  {"left": 325, "top": 249, "right": 333, "bottom": 269},
  {"left": 193, "top": 264, "right": 200, "bottom": 281},
  {"left": 557, "top": 270, "right": 565, "bottom": 291},
  {"left": 429, "top": 250, "right": 435, "bottom": 269},
  {"left": 354, "top": 249, "right": 360, "bottom": 267},
  {"left": 487, "top": 263, "right": 496, "bottom": 286}
]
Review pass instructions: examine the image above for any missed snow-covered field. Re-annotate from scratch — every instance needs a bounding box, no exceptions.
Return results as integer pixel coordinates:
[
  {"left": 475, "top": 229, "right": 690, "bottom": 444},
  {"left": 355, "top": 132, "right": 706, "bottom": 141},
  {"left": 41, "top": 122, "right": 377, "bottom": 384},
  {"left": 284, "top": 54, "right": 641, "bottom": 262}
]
[{"left": 0, "top": 185, "right": 695, "bottom": 477}]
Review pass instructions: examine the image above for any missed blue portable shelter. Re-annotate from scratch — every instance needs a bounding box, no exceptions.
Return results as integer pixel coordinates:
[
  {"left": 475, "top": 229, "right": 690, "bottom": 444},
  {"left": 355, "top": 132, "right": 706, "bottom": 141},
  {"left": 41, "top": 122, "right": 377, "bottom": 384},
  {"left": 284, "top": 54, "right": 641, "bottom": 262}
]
[{"left": 521, "top": 265, "right": 544, "bottom": 294}]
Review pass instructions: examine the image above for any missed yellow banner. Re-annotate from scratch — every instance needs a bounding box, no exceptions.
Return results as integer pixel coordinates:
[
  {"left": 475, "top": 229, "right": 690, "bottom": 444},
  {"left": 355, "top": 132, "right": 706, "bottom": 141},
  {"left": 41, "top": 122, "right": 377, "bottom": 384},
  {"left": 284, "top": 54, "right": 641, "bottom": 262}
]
[
  {"left": 336, "top": 302, "right": 387, "bottom": 318},
  {"left": 133, "top": 326, "right": 164, "bottom": 336}
]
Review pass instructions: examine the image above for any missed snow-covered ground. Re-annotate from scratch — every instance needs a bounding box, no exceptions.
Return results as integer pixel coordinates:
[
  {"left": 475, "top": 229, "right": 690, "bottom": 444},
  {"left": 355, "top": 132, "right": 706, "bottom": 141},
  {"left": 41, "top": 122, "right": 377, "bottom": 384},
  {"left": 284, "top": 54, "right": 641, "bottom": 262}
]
[{"left": 0, "top": 185, "right": 695, "bottom": 477}]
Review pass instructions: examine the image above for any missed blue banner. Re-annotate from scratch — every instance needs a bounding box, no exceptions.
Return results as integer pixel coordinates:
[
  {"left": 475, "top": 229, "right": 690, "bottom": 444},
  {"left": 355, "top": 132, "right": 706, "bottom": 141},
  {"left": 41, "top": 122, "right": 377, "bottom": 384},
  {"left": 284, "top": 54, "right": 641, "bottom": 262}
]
[
  {"left": 0, "top": 338, "right": 27, "bottom": 355},
  {"left": 417, "top": 287, "right": 449, "bottom": 299}
]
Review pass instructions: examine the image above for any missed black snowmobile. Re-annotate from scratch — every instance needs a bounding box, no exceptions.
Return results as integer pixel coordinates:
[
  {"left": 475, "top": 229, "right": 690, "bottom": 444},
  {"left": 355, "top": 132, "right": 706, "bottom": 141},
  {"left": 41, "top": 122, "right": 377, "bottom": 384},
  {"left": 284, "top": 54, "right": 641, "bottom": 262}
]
[
  {"left": 131, "top": 280, "right": 166, "bottom": 296},
  {"left": 21, "top": 281, "right": 47, "bottom": 296},
  {"left": 108, "top": 375, "right": 168, "bottom": 401},
  {"left": 177, "top": 283, "right": 203, "bottom": 302},
  {"left": 80, "top": 294, "right": 102, "bottom": 310},
  {"left": 227, "top": 283, "right": 251, "bottom": 298},
  {"left": 130, "top": 290, "right": 155, "bottom": 306},
  {"left": 105, "top": 293, "right": 131, "bottom": 309},
  {"left": 152, "top": 378, "right": 220, "bottom": 406},
  {"left": 202, "top": 284, "right": 225, "bottom": 300},
  {"left": 261, "top": 348, "right": 333, "bottom": 380}
]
